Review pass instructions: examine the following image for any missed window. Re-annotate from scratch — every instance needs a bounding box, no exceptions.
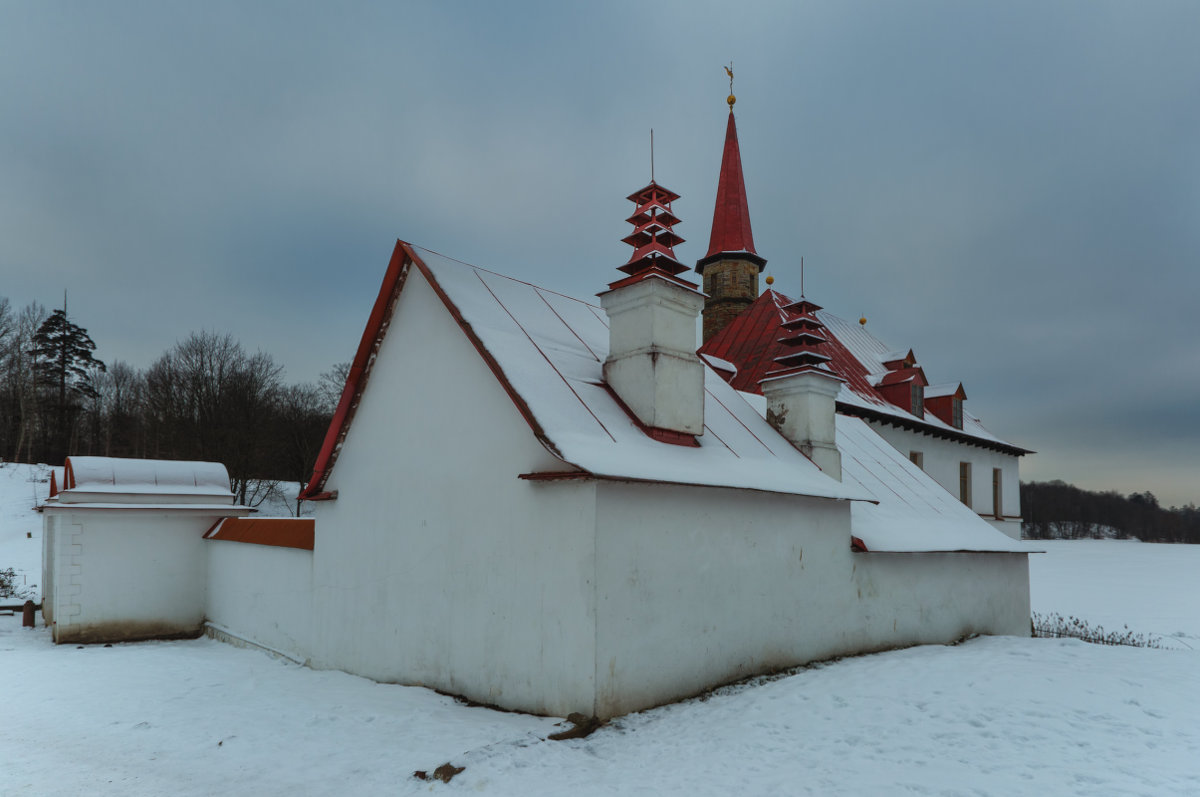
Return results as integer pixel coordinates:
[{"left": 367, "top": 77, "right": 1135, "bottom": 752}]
[
  {"left": 952, "top": 398, "right": 963, "bottom": 429},
  {"left": 993, "top": 468, "right": 1003, "bottom": 519},
  {"left": 959, "top": 462, "right": 972, "bottom": 507},
  {"left": 909, "top": 451, "right": 924, "bottom": 469},
  {"left": 911, "top": 383, "right": 924, "bottom": 417}
]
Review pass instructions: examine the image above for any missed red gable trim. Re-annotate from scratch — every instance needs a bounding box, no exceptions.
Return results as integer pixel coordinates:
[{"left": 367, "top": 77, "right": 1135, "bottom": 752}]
[
  {"left": 298, "top": 242, "right": 413, "bottom": 500},
  {"left": 298, "top": 241, "right": 571, "bottom": 501},
  {"left": 204, "top": 518, "right": 314, "bottom": 551}
]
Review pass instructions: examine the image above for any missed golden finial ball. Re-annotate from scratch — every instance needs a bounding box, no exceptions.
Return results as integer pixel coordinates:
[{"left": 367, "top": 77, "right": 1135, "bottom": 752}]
[
  {"left": 727, "top": 94, "right": 736, "bottom": 107},
  {"left": 765, "top": 275, "right": 774, "bottom": 285},
  {"left": 859, "top": 316, "right": 867, "bottom": 326}
]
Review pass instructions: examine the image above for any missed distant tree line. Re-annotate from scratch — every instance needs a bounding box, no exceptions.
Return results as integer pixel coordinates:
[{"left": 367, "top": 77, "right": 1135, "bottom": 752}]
[
  {"left": 1022, "top": 480, "right": 1200, "bottom": 544},
  {"left": 0, "top": 296, "right": 346, "bottom": 507}
]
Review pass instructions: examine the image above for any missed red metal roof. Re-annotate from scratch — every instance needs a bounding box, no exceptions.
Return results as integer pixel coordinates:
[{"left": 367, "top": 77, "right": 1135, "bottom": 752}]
[
  {"left": 204, "top": 518, "right": 315, "bottom": 550},
  {"left": 701, "top": 289, "right": 880, "bottom": 399},
  {"left": 699, "top": 288, "right": 1031, "bottom": 456},
  {"left": 701, "top": 111, "right": 759, "bottom": 264}
]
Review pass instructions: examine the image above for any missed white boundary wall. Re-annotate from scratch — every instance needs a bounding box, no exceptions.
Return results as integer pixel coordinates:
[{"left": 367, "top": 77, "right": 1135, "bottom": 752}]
[
  {"left": 592, "top": 482, "right": 1031, "bottom": 717},
  {"left": 593, "top": 483, "right": 852, "bottom": 717},
  {"left": 206, "top": 540, "right": 314, "bottom": 660}
]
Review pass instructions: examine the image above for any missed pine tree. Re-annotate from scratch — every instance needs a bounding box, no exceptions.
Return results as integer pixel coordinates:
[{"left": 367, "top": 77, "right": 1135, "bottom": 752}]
[{"left": 29, "top": 307, "right": 106, "bottom": 461}]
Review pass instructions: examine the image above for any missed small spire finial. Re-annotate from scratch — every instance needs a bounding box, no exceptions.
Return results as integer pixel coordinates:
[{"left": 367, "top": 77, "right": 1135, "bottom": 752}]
[
  {"left": 725, "top": 62, "right": 735, "bottom": 108},
  {"left": 650, "top": 128, "right": 654, "bottom": 181},
  {"left": 800, "top": 256, "right": 805, "bottom": 299}
]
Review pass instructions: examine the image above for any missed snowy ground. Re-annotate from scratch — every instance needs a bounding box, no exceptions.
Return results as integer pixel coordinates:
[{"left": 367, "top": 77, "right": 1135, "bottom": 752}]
[
  {"left": 1030, "top": 539, "right": 1200, "bottom": 650},
  {"left": 4, "top": 462, "right": 1200, "bottom": 795}
]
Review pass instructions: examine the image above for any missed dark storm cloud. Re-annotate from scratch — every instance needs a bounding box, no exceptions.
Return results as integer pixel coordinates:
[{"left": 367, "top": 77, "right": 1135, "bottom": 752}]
[{"left": 1, "top": 1, "right": 1197, "bottom": 504}]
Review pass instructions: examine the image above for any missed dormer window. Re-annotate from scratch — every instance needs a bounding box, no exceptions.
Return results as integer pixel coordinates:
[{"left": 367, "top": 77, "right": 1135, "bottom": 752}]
[
  {"left": 925, "top": 383, "right": 967, "bottom": 428},
  {"left": 911, "top": 383, "right": 924, "bottom": 417}
]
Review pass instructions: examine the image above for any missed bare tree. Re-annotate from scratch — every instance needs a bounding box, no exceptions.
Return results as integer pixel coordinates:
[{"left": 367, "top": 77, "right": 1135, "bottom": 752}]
[
  {"left": 144, "top": 331, "right": 283, "bottom": 505},
  {"left": 317, "top": 361, "right": 351, "bottom": 413},
  {"left": 4, "top": 302, "right": 47, "bottom": 462}
]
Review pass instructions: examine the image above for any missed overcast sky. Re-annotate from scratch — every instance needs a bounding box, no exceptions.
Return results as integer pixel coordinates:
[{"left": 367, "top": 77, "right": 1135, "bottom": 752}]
[{"left": 2, "top": 1, "right": 1198, "bottom": 506}]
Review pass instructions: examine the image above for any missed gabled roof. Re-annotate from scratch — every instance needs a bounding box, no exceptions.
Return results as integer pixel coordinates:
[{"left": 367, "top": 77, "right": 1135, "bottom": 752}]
[
  {"left": 700, "top": 289, "right": 1031, "bottom": 455},
  {"left": 301, "top": 241, "right": 868, "bottom": 503}
]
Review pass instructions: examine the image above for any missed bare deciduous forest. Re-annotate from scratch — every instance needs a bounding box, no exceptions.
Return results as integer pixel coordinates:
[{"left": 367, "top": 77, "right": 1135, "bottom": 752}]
[
  {"left": 0, "top": 296, "right": 341, "bottom": 508},
  {"left": 1021, "top": 480, "right": 1200, "bottom": 544}
]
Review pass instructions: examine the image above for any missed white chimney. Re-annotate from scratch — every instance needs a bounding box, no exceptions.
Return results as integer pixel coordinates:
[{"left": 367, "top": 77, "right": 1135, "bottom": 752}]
[
  {"left": 759, "top": 297, "right": 843, "bottom": 480},
  {"left": 760, "top": 369, "right": 842, "bottom": 480},
  {"left": 601, "top": 275, "right": 705, "bottom": 435}
]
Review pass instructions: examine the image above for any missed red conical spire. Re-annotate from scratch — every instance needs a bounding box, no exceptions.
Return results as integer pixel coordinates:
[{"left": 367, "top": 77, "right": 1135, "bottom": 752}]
[{"left": 705, "top": 110, "right": 758, "bottom": 260}]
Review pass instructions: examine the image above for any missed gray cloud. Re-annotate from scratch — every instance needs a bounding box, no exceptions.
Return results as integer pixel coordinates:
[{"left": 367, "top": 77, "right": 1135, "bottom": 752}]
[{"left": 2, "top": 1, "right": 1197, "bottom": 505}]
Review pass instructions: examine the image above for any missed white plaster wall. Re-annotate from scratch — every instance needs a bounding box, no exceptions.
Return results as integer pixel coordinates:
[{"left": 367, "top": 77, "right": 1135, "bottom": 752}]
[
  {"left": 592, "top": 482, "right": 857, "bottom": 717},
  {"left": 42, "top": 509, "right": 211, "bottom": 643},
  {"left": 41, "top": 512, "right": 58, "bottom": 626},
  {"left": 310, "top": 269, "right": 599, "bottom": 717},
  {"left": 591, "top": 482, "right": 1030, "bottom": 718},
  {"left": 206, "top": 541, "right": 313, "bottom": 659},
  {"left": 849, "top": 552, "right": 1030, "bottom": 646},
  {"left": 868, "top": 421, "right": 1024, "bottom": 538}
]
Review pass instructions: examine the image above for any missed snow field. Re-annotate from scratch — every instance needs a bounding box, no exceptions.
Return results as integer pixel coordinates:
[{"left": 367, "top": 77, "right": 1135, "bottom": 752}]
[{"left": 3, "top": 462, "right": 1200, "bottom": 795}]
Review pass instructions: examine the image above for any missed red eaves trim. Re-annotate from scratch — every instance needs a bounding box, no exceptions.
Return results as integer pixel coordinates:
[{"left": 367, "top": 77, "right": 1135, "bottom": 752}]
[
  {"left": 298, "top": 241, "right": 413, "bottom": 500},
  {"left": 601, "top": 383, "right": 701, "bottom": 447},
  {"left": 599, "top": 267, "right": 702, "bottom": 295},
  {"left": 851, "top": 535, "right": 869, "bottom": 552}
]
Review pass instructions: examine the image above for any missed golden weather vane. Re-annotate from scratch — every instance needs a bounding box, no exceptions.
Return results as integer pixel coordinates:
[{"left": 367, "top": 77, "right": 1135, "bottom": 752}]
[{"left": 725, "top": 62, "right": 736, "bottom": 108}]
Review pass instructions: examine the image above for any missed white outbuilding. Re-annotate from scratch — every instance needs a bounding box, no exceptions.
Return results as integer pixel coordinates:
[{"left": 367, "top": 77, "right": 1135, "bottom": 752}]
[{"left": 41, "top": 456, "right": 249, "bottom": 643}]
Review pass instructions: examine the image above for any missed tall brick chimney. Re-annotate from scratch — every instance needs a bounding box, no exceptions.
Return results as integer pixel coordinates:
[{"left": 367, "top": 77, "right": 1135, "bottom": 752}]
[{"left": 696, "top": 94, "right": 766, "bottom": 343}]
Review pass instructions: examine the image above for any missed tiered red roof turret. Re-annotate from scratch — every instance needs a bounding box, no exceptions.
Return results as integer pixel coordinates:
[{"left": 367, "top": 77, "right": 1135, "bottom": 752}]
[
  {"left": 764, "top": 298, "right": 841, "bottom": 380},
  {"left": 607, "top": 180, "right": 699, "bottom": 291}
]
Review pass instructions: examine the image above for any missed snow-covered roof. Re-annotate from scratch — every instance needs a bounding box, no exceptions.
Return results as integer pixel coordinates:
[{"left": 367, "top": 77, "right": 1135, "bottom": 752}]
[
  {"left": 698, "top": 353, "right": 737, "bottom": 376},
  {"left": 734, "top": 392, "right": 1029, "bottom": 553},
  {"left": 302, "top": 242, "right": 868, "bottom": 502},
  {"left": 924, "top": 383, "right": 965, "bottom": 399},
  {"left": 837, "top": 418, "right": 1031, "bottom": 553},
  {"left": 55, "top": 456, "right": 235, "bottom": 505}
]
